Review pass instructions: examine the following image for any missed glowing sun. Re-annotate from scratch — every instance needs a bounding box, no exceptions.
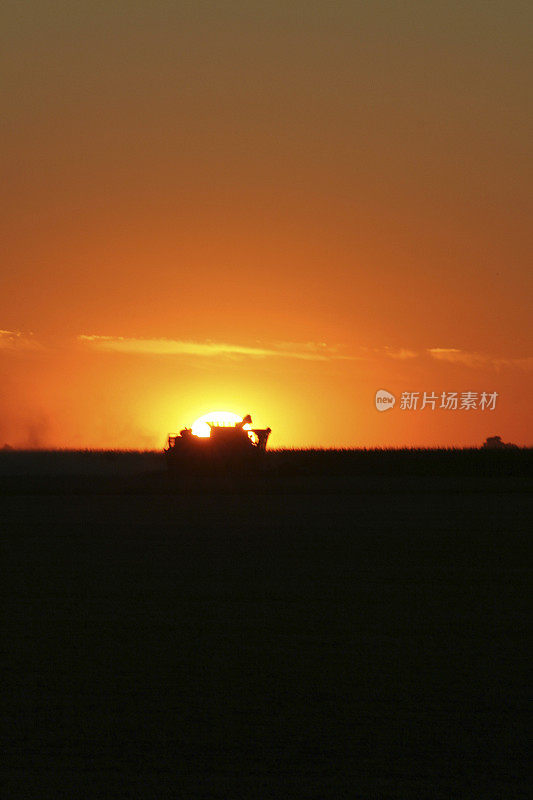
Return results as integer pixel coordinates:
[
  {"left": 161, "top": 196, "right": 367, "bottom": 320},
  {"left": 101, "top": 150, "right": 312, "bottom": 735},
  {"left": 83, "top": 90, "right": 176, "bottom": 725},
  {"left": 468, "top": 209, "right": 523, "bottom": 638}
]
[{"left": 191, "top": 411, "right": 244, "bottom": 438}]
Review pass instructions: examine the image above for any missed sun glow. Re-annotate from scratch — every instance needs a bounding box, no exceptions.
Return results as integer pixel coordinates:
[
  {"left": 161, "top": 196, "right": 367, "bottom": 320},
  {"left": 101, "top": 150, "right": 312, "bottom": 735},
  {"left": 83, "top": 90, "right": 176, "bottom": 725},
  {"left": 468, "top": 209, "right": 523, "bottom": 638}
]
[{"left": 191, "top": 411, "right": 244, "bottom": 438}]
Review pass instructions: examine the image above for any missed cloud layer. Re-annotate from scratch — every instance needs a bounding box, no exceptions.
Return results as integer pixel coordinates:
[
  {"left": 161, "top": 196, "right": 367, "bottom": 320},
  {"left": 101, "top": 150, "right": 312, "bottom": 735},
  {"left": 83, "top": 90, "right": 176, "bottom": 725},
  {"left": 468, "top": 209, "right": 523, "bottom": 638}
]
[
  {"left": 77, "top": 335, "right": 350, "bottom": 361},
  {"left": 0, "top": 329, "right": 40, "bottom": 351},
  {"left": 428, "top": 347, "right": 533, "bottom": 370},
  {"left": 2, "top": 330, "right": 531, "bottom": 370}
]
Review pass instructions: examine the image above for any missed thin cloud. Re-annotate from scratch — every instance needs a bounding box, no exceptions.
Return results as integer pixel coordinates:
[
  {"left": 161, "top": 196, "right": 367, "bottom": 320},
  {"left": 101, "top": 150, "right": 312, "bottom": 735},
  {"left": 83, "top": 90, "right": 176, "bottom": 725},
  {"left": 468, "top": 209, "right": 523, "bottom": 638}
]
[
  {"left": 0, "top": 329, "right": 40, "bottom": 351},
  {"left": 428, "top": 348, "right": 533, "bottom": 370},
  {"left": 358, "top": 346, "right": 419, "bottom": 360},
  {"left": 428, "top": 347, "right": 485, "bottom": 367},
  {"left": 78, "top": 335, "right": 352, "bottom": 361},
  {"left": 381, "top": 347, "right": 418, "bottom": 360},
  {"left": 358, "top": 344, "right": 420, "bottom": 361}
]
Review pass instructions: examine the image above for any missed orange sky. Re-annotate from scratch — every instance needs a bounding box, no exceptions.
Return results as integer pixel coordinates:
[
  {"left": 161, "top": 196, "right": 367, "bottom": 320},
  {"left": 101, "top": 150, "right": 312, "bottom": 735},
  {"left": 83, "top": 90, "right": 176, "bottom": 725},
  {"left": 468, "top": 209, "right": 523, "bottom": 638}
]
[{"left": 1, "top": 1, "right": 531, "bottom": 448}]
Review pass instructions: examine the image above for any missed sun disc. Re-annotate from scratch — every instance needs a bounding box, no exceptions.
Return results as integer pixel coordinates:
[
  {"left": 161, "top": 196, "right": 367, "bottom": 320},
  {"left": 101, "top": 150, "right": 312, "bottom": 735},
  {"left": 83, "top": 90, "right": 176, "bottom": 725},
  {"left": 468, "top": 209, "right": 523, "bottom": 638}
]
[{"left": 191, "top": 411, "right": 243, "bottom": 437}]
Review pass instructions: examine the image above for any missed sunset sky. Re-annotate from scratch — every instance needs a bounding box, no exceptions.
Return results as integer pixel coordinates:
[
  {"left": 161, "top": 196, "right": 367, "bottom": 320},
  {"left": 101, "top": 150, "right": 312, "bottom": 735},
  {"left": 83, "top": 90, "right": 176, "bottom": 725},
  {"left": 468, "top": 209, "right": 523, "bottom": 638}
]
[{"left": 1, "top": 1, "right": 531, "bottom": 448}]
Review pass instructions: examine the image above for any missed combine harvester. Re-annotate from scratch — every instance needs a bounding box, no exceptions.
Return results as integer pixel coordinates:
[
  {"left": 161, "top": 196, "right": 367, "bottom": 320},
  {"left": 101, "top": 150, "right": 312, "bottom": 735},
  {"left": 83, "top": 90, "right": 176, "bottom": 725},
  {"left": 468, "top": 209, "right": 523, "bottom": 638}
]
[{"left": 164, "top": 413, "right": 271, "bottom": 479}]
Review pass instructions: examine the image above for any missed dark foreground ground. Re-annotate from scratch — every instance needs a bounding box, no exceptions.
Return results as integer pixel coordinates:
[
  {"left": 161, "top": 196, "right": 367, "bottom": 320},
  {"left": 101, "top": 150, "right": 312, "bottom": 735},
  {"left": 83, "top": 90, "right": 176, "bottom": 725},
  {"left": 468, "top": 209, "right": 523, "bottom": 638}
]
[{"left": 1, "top": 451, "right": 531, "bottom": 798}]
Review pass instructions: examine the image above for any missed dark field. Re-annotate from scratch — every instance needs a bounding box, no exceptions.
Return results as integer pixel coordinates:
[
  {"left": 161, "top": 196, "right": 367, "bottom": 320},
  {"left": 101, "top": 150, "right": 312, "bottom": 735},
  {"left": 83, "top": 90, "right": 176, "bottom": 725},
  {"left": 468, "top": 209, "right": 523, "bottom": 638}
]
[{"left": 2, "top": 450, "right": 532, "bottom": 798}]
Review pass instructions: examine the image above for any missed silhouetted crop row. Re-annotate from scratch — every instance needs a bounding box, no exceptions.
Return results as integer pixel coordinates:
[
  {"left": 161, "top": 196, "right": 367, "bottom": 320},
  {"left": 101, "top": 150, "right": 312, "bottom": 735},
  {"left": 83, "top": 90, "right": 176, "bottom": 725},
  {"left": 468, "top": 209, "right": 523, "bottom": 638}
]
[{"left": 0, "top": 447, "right": 530, "bottom": 480}]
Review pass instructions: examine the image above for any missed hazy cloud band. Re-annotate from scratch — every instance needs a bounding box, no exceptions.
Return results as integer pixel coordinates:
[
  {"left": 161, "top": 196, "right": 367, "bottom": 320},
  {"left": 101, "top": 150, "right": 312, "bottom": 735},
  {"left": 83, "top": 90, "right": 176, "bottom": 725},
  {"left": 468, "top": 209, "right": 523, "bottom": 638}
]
[
  {"left": 428, "top": 347, "right": 533, "bottom": 370},
  {"left": 77, "top": 335, "right": 350, "bottom": 361}
]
